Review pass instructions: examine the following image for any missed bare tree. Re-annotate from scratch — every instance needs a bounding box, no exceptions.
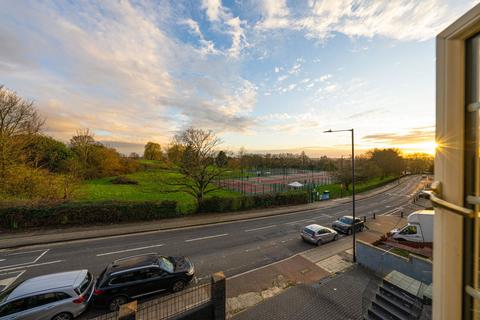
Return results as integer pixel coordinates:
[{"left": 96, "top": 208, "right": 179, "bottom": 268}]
[
  {"left": 0, "top": 85, "right": 44, "bottom": 177},
  {"left": 174, "top": 128, "right": 225, "bottom": 205}
]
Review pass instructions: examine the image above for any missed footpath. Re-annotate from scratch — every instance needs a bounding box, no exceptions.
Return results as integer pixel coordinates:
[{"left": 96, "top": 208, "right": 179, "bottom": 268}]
[
  {"left": 0, "top": 176, "right": 415, "bottom": 250},
  {"left": 227, "top": 214, "right": 407, "bottom": 319}
]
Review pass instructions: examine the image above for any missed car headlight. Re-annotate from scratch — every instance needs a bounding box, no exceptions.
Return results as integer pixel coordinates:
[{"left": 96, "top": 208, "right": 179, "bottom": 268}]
[{"left": 186, "top": 266, "right": 195, "bottom": 276}]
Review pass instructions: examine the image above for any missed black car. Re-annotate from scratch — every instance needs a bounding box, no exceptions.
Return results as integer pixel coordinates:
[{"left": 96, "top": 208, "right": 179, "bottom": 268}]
[
  {"left": 332, "top": 216, "right": 364, "bottom": 235},
  {"left": 92, "top": 254, "right": 195, "bottom": 311}
]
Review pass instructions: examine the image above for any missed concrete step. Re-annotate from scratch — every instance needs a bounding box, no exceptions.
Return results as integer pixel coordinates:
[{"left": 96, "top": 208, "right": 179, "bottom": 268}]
[
  {"left": 377, "top": 290, "right": 422, "bottom": 318},
  {"left": 381, "top": 281, "right": 423, "bottom": 309},
  {"left": 372, "top": 298, "right": 412, "bottom": 320}
]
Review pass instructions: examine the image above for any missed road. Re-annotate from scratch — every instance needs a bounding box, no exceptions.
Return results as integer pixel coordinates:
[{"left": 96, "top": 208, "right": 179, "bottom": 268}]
[{"left": 0, "top": 176, "right": 425, "bottom": 316}]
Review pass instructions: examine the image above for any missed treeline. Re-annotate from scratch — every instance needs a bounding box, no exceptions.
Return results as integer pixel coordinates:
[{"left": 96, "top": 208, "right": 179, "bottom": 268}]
[{"left": 0, "top": 86, "right": 140, "bottom": 202}]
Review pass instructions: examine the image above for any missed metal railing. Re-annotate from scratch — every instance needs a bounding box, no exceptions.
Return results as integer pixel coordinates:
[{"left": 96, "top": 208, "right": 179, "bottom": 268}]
[{"left": 88, "top": 282, "right": 212, "bottom": 320}]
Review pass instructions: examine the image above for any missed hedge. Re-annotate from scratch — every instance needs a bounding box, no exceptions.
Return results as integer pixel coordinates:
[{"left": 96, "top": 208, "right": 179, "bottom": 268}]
[
  {"left": 198, "top": 191, "right": 309, "bottom": 213},
  {"left": 0, "top": 200, "right": 178, "bottom": 230}
]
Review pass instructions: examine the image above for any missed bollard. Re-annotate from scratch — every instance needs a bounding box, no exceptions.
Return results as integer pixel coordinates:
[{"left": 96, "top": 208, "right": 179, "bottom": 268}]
[
  {"left": 211, "top": 272, "right": 226, "bottom": 320},
  {"left": 373, "top": 212, "right": 376, "bottom": 220},
  {"left": 363, "top": 216, "right": 367, "bottom": 223},
  {"left": 401, "top": 211, "right": 404, "bottom": 218}
]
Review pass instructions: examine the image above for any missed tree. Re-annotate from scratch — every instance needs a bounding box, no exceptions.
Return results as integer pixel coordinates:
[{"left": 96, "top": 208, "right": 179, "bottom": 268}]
[
  {"left": 166, "top": 143, "right": 184, "bottom": 164},
  {"left": 0, "top": 85, "right": 44, "bottom": 177},
  {"left": 144, "top": 142, "right": 162, "bottom": 160},
  {"left": 368, "top": 148, "right": 405, "bottom": 178},
  {"left": 129, "top": 152, "right": 140, "bottom": 159},
  {"left": 70, "top": 129, "right": 96, "bottom": 167},
  {"left": 215, "top": 150, "right": 228, "bottom": 168},
  {"left": 19, "top": 135, "right": 72, "bottom": 172},
  {"left": 174, "top": 128, "right": 225, "bottom": 205}
]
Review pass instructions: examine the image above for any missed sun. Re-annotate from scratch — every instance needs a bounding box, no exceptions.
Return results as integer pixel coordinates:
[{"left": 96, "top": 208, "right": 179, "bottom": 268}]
[{"left": 399, "top": 141, "right": 438, "bottom": 155}]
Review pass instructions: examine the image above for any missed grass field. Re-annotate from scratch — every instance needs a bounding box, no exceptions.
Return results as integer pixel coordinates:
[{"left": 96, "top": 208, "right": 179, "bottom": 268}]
[
  {"left": 315, "top": 175, "right": 398, "bottom": 199},
  {"left": 77, "top": 168, "right": 240, "bottom": 213}
]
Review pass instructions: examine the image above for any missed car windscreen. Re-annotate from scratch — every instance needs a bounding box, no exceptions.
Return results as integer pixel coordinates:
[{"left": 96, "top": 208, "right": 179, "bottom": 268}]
[
  {"left": 159, "top": 257, "right": 174, "bottom": 273},
  {"left": 75, "top": 272, "right": 92, "bottom": 295},
  {"left": 339, "top": 217, "right": 353, "bottom": 225},
  {"left": 303, "top": 228, "right": 315, "bottom": 236}
]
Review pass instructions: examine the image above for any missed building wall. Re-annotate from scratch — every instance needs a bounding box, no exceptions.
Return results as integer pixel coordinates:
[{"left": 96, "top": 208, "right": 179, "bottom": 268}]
[{"left": 356, "top": 240, "right": 432, "bottom": 284}]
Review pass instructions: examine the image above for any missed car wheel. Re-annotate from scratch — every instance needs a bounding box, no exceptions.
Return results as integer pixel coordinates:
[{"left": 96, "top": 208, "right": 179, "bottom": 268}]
[
  {"left": 51, "top": 312, "right": 73, "bottom": 320},
  {"left": 360, "top": 226, "right": 364, "bottom": 232},
  {"left": 347, "top": 228, "right": 352, "bottom": 235},
  {"left": 334, "top": 234, "right": 338, "bottom": 241},
  {"left": 316, "top": 239, "right": 322, "bottom": 246},
  {"left": 172, "top": 279, "right": 186, "bottom": 292},
  {"left": 109, "top": 295, "right": 128, "bottom": 312}
]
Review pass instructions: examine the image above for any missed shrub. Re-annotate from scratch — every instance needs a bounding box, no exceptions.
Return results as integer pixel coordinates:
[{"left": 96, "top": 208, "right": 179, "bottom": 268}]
[
  {"left": 0, "top": 200, "right": 178, "bottom": 230},
  {"left": 198, "top": 191, "right": 308, "bottom": 213},
  {"left": 111, "top": 176, "right": 139, "bottom": 185}
]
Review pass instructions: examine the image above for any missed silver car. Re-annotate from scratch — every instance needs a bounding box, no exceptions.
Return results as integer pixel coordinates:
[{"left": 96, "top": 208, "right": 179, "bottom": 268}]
[
  {"left": 301, "top": 224, "right": 338, "bottom": 245},
  {"left": 0, "top": 270, "right": 93, "bottom": 320}
]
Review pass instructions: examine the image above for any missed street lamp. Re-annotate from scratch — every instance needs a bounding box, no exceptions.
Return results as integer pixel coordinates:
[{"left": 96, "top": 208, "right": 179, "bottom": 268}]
[{"left": 324, "top": 128, "right": 356, "bottom": 263}]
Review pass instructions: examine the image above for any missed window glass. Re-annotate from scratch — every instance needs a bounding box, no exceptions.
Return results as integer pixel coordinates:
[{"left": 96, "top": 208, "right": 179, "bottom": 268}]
[
  {"left": 0, "top": 299, "right": 28, "bottom": 316},
  {"left": 400, "top": 226, "right": 417, "bottom": 235},
  {"left": 31, "top": 292, "right": 61, "bottom": 308},
  {"left": 55, "top": 292, "right": 71, "bottom": 300},
  {"left": 339, "top": 217, "right": 353, "bottom": 224},
  {"left": 303, "top": 228, "right": 314, "bottom": 236},
  {"left": 75, "top": 272, "right": 92, "bottom": 294},
  {"left": 145, "top": 268, "right": 164, "bottom": 278},
  {"left": 159, "top": 257, "right": 174, "bottom": 273}
]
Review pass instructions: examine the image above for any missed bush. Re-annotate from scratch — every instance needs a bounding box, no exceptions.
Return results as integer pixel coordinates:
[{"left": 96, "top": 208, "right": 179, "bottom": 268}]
[
  {"left": 0, "top": 200, "right": 178, "bottom": 230},
  {"left": 198, "top": 191, "right": 308, "bottom": 213},
  {"left": 111, "top": 176, "right": 139, "bottom": 185}
]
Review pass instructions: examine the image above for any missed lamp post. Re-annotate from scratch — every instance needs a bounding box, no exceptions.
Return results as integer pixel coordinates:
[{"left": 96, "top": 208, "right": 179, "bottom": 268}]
[{"left": 324, "top": 128, "right": 356, "bottom": 263}]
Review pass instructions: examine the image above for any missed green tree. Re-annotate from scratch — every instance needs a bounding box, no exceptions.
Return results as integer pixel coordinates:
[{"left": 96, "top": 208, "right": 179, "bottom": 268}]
[
  {"left": 368, "top": 148, "right": 405, "bottom": 178},
  {"left": 20, "top": 135, "right": 72, "bottom": 172},
  {"left": 144, "top": 142, "right": 162, "bottom": 160},
  {"left": 215, "top": 150, "right": 228, "bottom": 168},
  {"left": 174, "top": 128, "right": 225, "bottom": 205},
  {"left": 166, "top": 143, "right": 184, "bottom": 165}
]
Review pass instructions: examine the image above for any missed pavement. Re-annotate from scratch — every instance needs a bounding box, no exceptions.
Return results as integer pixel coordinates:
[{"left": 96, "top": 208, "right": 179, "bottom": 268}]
[
  {"left": 225, "top": 214, "right": 403, "bottom": 318},
  {"left": 0, "top": 176, "right": 423, "bottom": 319},
  {"left": 232, "top": 266, "right": 379, "bottom": 320}
]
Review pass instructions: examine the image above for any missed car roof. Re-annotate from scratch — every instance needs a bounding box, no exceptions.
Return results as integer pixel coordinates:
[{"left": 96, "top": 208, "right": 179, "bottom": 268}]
[
  {"left": 304, "top": 224, "right": 323, "bottom": 231},
  {"left": 106, "top": 254, "right": 160, "bottom": 275},
  {"left": 5, "top": 270, "right": 87, "bottom": 302}
]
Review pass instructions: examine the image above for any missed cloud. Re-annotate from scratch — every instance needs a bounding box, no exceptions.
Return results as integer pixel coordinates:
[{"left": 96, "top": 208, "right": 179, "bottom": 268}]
[
  {"left": 256, "top": 110, "right": 321, "bottom": 133},
  {"left": 256, "top": 0, "right": 290, "bottom": 29},
  {"left": 256, "top": 0, "right": 467, "bottom": 41},
  {"left": 0, "top": 1, "right": 256, "bottom": 145},
  {"left": 362, "top": 126, "right": 435, "bottom": 145},
  {"left": 201, "top": 0, "right": 248, "bottom": 58}
]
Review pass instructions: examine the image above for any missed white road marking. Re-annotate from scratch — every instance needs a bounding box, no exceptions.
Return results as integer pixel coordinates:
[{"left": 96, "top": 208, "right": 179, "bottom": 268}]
[
  {"left": 0, "top": 270, "right": 25, "bottom": 292},
  {"left": 320, "top": 213, "right": 333, "bottom": 218},
  {"left": 185, "top": 233, "right": 228, "bottom": 242},
  {"left": 96, "top": 244, "right": 165, "bottom": 257},
  {"left": 7, "top": 249, "right": 47, "bottom": 256},
  {"left": 0, "top": 260, "right": 64, "bottom": 272},
  {"left": 285, "top": 218, "right": 316, "bottom": 225},
  {"left": 0, "top": 249, "right": 50, "bottom": 270},
  {"left": 244, "top": 225, "right": 277, "bottom": 232},
  {"left": 0, "top": 259, "right": 4, "bottom": 262}
]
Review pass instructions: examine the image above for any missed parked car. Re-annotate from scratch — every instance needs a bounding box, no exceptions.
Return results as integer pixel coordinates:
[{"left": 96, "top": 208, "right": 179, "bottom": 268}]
[
  {"left": 391, "top": 210, "right": 434, "bottom": 242},
  {"left": 92, "top": 254, "right": 195, "bottom": 311},
  {"left": 0, "top": 270, "right": 93, "bottom": 320},
  {"left": 332, "top": 216, "right": 364, "bottom": 235},
  {"left": 301, "top": 224, "right": 338, "bottom": 245}
]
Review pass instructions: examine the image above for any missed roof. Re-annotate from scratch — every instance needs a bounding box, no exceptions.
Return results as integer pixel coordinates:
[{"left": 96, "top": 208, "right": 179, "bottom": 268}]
[
  {"left": 288, "top": 181, "right": 303, "bottom": 187},
  {"left": 5, "top": 270, "right": 87, "bottom": 301},
  {"left": 107, "top": 254, "right": 159, "bottom": 275},
  {"left": 304, "top": 224, "right": 322, "bottom": 231}
]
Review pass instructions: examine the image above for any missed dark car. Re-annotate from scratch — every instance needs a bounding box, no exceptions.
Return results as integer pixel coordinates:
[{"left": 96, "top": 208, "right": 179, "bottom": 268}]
[
  {"left": 92, "top": 254, "right": 195, "bottom": 311},
  {"left": 332, "top": 216, "right": 364, "bottom": 235}
]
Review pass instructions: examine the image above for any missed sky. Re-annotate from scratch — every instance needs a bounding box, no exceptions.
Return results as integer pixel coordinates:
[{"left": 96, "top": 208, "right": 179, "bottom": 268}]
[{"left": 0, "top": 0, "right": 478, "bottom": 157}]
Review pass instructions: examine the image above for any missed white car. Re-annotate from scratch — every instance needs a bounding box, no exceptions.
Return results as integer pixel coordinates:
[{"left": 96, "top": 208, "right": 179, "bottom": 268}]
[{"left": 301, "top": 224, "right": 338, "bottom": 246}]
